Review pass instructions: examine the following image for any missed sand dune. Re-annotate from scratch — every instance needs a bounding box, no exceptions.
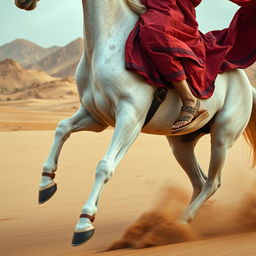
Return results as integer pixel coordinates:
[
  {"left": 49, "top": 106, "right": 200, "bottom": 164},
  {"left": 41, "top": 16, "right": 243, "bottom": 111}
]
[
  {"left": 0, "top": 59, "right": 57, "bottom": 94},
  {"left": 0, "top": 78, "right": 78, "bottom": 101},
  {"left": 0, "top": 59, "right": 78, "bottom": 102},
  {"left": 0, "top": 99, "right": 79, "bottom": 131},
  {"left": 1, "top": 121, "right": 256, "bottom": 255}
]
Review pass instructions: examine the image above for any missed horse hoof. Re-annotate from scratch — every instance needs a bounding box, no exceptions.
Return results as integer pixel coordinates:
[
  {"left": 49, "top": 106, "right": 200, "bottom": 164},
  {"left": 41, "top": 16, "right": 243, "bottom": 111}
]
[
  {"left": 38, "top": 183, "right": 57, "bottom": 204},
  {"left": 72, "top": 229, "right": 95, "bottom": 246}
]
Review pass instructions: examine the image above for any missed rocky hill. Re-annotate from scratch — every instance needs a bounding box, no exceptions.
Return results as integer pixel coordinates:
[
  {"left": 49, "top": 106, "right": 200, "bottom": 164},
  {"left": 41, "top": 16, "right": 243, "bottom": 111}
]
[
  {"left": 28, "top": 38, "right": 83, "bottom": 77},
  {"left": 0, "top": 39, "right": 59, "bottom": 67},
  {"left": 0, "top": 59, "right": 77, "bottom": 101}
]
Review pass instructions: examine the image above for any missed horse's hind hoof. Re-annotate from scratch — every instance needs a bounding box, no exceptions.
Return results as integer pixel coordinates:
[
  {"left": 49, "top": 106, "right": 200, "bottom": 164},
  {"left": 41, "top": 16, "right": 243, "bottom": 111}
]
[
  {"left": 72, "top": 228, "right": 95, "bottom": 246},
  {"left": 38, "top": 183, "right": 57, "bottom": 204}
]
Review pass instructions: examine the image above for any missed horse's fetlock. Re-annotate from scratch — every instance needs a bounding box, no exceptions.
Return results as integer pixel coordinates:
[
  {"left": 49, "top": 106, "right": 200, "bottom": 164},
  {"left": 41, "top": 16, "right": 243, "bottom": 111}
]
[
  {"left": 43, "top": 162, "right": 57, "bottom": 173},
  {"left": 82, "top": 204, "right": 97, "bottom": 216}
]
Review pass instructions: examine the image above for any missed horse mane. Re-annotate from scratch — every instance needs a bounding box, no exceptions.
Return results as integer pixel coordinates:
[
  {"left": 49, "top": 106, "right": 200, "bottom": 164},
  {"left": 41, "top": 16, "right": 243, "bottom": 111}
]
[{"left": 126, "top": 0, "right": 146, "bottom": 15}]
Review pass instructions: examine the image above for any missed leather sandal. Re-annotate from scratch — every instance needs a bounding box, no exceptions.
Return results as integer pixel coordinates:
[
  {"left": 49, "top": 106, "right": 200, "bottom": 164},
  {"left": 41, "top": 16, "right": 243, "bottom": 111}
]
[{"left": 171, "top": 99, "right": 209, "bottom": 135}]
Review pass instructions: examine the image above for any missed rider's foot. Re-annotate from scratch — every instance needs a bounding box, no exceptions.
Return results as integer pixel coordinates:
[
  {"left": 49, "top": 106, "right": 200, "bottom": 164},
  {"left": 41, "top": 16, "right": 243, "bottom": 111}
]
[{"left": 171, "top": 99, "right": 207, "bottom": 130}]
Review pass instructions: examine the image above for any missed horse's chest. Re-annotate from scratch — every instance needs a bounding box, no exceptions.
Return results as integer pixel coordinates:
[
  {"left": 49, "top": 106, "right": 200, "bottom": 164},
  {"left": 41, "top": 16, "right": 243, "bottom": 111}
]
[{"left": 92, "top": 44, "right": 124, "bottom": 84}]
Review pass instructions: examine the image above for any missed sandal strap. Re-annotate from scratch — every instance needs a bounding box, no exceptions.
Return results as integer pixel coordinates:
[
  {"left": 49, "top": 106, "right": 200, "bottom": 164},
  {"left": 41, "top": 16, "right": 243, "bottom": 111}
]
[
  {"left": 173, "top": 100, "right": 201, "bottom": 126},
  {"left": 175, "top": 115, "right": 192, "bottom": 122},
  {"left": 180, "top": 99, "right": 200, "bottom": 117},
  {"left": 80, "top": 214, "right": 96, "bottom": 222},
  {"left": 42, "top": 172, "right": 55, "bottom": 179}
]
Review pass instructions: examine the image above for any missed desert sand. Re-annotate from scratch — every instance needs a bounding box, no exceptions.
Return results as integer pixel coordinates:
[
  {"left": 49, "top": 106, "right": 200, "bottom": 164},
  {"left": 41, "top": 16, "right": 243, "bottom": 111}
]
[
  {"left": 1, "top": 102, "right": 256, "bottom": 256},
  {"left": 0, "top": 99, "right": 79, "bottom": 131}
]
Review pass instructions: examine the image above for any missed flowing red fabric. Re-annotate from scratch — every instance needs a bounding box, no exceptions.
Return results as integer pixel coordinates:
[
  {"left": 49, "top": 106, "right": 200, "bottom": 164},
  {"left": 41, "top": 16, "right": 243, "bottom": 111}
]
[{"left": 125, "top": 0, "right": 256, "bottom": 98}]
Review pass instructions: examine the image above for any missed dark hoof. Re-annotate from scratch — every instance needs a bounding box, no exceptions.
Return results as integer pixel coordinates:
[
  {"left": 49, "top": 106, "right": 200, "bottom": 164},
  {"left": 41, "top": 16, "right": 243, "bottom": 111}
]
[
  {"left": 38, "top": 183, "right": 57, "bottom": 204},
  {"left": 72, "top": 229, "right": 95, "bottom": 246}
]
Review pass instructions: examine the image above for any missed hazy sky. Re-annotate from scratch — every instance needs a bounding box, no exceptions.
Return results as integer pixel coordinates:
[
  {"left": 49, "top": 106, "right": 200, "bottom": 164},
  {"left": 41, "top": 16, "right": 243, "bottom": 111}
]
[{"left": 1, "top": 0, "right": 239, "bottom": 48}]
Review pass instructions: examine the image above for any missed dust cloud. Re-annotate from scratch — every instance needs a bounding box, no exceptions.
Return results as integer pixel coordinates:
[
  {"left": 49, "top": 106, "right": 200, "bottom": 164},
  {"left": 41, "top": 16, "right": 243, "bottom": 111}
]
[
  {"left": 107, "top": 186, "right": 196, "bottom": 250},
  {"left": 108, "top": 183, "right": 256, "bottom": 250}
]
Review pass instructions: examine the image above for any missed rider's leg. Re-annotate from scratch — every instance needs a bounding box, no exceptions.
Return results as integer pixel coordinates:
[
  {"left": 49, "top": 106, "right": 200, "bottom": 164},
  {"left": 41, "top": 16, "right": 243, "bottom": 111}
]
[
  {"left": 138, "top": 26, "right": 208, "bottom": 130},
  {"left": 171, "top": 79, "right": 206, "bottom": 130}
]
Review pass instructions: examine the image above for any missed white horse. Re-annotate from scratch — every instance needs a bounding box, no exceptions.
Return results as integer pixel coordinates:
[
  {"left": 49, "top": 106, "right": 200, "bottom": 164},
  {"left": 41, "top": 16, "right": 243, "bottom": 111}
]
[{"left": 15, "top": 0, "right": 256, "bottom": 246}]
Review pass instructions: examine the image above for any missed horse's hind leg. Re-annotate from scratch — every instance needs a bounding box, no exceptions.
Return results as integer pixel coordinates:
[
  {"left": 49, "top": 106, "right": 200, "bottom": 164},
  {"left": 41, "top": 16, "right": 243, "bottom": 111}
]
[
  {"left": 71, "top": 102, "right": 145, "bottom": 246},
  {"left": 166, "top": 135, "right": 207, "bottom": 202},
  {"left": 39, "top": 105, "right": 107, "bottom": 204},
  {"left": 181, "top": 113, "right": 249, "bottom": 223}
]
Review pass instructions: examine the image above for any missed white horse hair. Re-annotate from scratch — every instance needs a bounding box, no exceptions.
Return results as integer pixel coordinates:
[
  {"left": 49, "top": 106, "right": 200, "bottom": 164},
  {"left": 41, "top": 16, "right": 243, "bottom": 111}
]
[{"left": 16, "top": 0, "right": 256, "bottom": 246}]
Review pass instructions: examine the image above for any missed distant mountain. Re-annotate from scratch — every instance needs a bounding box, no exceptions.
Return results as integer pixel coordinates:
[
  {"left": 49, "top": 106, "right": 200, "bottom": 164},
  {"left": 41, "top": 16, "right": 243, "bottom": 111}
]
[
  {"left": 28, "top": 38, "right": 83, "bottom": 77},
  {"left": 0, "top": 59, "right": 77, "bottom": 101},
  {"left": 0, "top": 39, "right": 60, "bottom": 67}
]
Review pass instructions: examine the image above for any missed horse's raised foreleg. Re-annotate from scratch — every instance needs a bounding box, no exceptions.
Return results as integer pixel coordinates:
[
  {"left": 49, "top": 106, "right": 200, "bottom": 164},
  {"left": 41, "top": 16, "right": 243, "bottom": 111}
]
[
  {"left": 39, "top": 105, "right": 107, "bottom": 204},
  {"left": 166, "top": 135, "right": 207, "bottom": 202},
  {"left": 72, "top": 102, "right": 145, "bottom": 246}
]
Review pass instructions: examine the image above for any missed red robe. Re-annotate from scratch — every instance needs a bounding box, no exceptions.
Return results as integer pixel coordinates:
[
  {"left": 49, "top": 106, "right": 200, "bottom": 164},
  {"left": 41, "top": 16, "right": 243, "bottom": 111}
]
[{"left": 125, "top": 0, "right": 256, "bottom": 98}]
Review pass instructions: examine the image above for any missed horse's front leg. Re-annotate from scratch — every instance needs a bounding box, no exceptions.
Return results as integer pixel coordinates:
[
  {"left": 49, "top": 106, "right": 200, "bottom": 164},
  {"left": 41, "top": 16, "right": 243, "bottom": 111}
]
[
  {"left": 72, "top": 101, "right": 145, "bottom": 246},
  {"left": 39, "top": 105, "right": 107, "bottom": 204}
]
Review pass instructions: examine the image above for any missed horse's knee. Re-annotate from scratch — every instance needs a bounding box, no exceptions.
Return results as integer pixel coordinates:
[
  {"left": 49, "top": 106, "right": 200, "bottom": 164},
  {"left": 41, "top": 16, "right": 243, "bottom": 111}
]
[
  {"left": 55, "top": 120, "right": 72, "bottom": 139},
  {"left": 43, "top": 162, "right": 57, "bottom": 173},
  {"left": 95, "top": 160, "right": 114, "bottom": 183}
]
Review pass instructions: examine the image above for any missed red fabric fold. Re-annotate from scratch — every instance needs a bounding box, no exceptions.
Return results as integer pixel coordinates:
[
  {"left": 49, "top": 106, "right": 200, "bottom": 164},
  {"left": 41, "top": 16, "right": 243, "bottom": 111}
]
[
  {"left": 125, "top": 0, "right": 256, "bottom": 98},
  {"left": 229, "top": 0, "right": 255, "bottom": 6}
]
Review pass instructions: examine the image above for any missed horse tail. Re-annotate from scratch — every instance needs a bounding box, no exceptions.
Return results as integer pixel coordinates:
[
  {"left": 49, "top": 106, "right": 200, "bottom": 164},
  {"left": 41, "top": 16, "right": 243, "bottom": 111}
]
[
  {"left": 126, "top": 0, "right": 146, "bottom": 15},
  {"left": 244, "top": 86, "right": 256, "bottom": 167}
]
